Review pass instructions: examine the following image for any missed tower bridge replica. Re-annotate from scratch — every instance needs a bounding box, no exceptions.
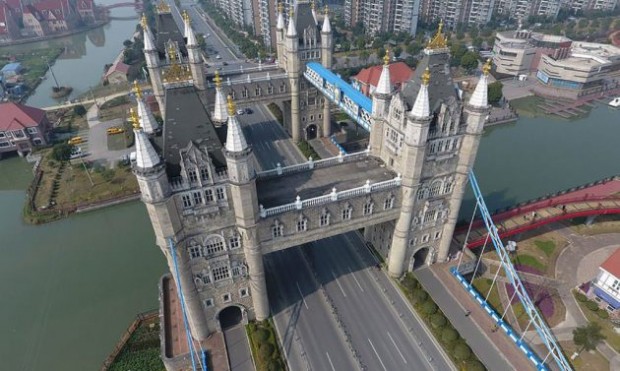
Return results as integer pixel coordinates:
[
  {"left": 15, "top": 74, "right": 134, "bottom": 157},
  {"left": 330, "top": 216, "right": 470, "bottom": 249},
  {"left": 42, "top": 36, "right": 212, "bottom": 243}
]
[{"left": 132, "top": 2, "right": 571, "bottom": 370}]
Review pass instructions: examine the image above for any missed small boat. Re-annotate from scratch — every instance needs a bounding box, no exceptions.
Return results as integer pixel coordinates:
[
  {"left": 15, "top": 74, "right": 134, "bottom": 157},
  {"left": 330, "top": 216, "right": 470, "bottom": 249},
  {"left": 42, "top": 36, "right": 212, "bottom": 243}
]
[{"left": 610, "top": 97, "right": 620, "bottom": 108}]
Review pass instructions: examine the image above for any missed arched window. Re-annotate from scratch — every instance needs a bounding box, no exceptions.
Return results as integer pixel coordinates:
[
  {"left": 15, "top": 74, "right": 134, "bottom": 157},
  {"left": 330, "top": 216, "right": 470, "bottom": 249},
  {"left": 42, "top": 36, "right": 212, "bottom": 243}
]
[
  {"left": 319, "top": 210, "right": 330, "bottom": 227},
  {"left": 188, "top": 240, "right": 202, "bottom": 259},
  {"left": 272, "top": 220, "right": 284, "bottom": 238},
  {"left": 297, "top": 217, "right": 308, "bottom": 232},
  {"left": 384, "top": 195, "right": 395, "bottom": 210},
  {"left": 429, "top": 182, "right": 442, "bottom": 197},
  {"left": 417, "top": 188, "right": 426, "bottom": 200},
  {"left": 443, "top": 180, "right": 454, "bottom": 194},
  {"left": 363, "top": 201, "right": 374, "bottom": 216},
  {"left": 342, "top": 204, "right": 352, "bottom": 220}
]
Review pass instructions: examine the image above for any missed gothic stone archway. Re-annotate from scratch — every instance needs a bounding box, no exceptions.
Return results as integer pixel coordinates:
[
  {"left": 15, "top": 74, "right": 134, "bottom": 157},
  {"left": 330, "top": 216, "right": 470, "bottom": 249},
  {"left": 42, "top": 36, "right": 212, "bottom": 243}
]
[
  {"left": 217, "top": 305, "right": 248, "bottom": 330},
  {"left": 412, "top": 247, "right": 431, "bottom": 270},
  {"left": 305, "top": 124, "right": 318, "bottom": 140}
]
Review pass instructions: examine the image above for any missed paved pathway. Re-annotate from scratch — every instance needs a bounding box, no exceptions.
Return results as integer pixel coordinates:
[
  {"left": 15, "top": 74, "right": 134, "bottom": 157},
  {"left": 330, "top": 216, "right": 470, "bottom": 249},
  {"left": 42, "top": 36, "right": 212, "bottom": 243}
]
[{"left": 416, "top": 264, "right": 536, "bottom": 371}]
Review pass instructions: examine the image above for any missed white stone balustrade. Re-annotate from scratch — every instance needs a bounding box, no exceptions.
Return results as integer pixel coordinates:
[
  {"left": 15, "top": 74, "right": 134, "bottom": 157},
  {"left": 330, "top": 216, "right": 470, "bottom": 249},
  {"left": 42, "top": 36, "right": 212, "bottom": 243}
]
[
  {"left": 259, "top": 174, "right": 402, "bottom": 218},
  {"left": 257, "top": 149, "right": 370, "bottom": 179}
]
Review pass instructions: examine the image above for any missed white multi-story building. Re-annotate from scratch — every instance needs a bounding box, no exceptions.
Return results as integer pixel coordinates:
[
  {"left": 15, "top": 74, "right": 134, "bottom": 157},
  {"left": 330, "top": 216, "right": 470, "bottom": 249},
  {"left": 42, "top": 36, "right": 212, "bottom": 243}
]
[
  {"left": 420, "top": 0, "right": 496, "bottom": 29},
  {"left": 593, "top": 249, "right": 620, "bottom": 311},
  {"left": 563, "top": 0, "right": 619, "bottom": 12},
  {"left": 495, "top": 0, "right": 562, "bottom": 20},
  {"left": 393, "top": 0, "right": 421, "bottom": 35},
  {"left": 344, "top": 0, "right": 421, "bottom": 36}
]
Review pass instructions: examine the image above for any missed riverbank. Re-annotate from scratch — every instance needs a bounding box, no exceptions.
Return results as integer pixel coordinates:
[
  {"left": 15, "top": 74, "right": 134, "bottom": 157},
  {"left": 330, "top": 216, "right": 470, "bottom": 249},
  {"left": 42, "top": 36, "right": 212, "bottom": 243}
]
[
  {"left": 0, "top": 20, "right": 109, "bottom": 48},
  {"left": 1, "top": 47, "right": 63, "bottom": 101}
]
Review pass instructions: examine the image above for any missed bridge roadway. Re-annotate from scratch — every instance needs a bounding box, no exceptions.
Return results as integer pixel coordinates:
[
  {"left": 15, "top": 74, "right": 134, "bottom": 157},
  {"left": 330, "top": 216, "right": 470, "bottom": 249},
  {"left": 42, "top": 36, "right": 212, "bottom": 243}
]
[
  {"left": 236, "top": 103, "right": 452, "bottom": 370},
  {"left": 455, "top": 176, "right": 620, "bottom": 248}
]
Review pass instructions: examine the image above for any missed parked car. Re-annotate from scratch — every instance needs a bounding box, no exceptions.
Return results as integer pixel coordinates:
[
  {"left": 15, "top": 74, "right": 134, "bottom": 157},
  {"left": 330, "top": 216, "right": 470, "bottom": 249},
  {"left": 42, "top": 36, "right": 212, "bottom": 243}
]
[
  {"left": 245, "top": 108, "right": 253, "bottom": 114},
  {"left": 67, "top": 136, "right": 83, "bottom": 145},
  {"left": 236, "top": 109, "right": 245, "bottom": 115},
  {"left": 106, "top": 127, "right": 125, "bottom": 135},
  {"left": 216, "top": 55, "right": 221, "bottom": 59}
]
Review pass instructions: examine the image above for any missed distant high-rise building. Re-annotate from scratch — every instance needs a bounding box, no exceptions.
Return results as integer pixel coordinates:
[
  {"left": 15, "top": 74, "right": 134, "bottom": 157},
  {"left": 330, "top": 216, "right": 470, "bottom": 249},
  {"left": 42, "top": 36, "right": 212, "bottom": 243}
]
[
  {"left": 562, "top": 0, "right": 619, "bottom": 12},
  {"left": 419, "top": 0, "right": 495, "bottom": 29},
  {"left": 494, "top": 0, "right": 562, "bottom": 20},
  {"left": 343, "top": 0, "right": 420, "bottom": 36}
]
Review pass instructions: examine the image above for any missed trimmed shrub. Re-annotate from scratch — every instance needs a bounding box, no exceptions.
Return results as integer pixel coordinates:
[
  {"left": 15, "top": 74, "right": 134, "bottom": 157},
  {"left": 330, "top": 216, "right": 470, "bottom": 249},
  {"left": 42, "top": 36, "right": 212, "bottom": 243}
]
[
  {"left": 597, "top": 309, "right": 610, "bottom": 319},
  {"left": 421, "top": 300, "right": 438, "bottom": 316},
  {"left": 575, "top": 292, "right": 587, "bottom": 302},
  {"left": 253, "top": 328, "right": 270, "bottom": 342},
  {"left": 465, "top": 359, "right": 486, "bottom": 371},
  {"left": 430, "top": 313, "right": 447, "bottom": 329},
  {"left": 413, "top": 289, "right": 428, "bottom": 303},
  {"left": 402, "top": 274, "right": 420, "bottom": 292},
  {"left": 454, "top": 342, "right": 472, "bottom": 361},
  {"left": 585, "top": 300, "right": 600, "bottom": 312},
  {"left": 441, "top": 327, "right": 459, "bottom": 344},
  {"left": 259, "top": 342, "right": 275, "bottom": 360}
]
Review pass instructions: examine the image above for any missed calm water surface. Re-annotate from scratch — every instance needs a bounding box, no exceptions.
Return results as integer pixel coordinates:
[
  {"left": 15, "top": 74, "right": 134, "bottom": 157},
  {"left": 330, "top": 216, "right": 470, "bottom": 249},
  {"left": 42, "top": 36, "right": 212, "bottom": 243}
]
[
  {"left": 0, "top": 0, "right": 139, "bottom": 108},
  {"left": 0, "top": 104, "right": 618, "bottom": 370}
]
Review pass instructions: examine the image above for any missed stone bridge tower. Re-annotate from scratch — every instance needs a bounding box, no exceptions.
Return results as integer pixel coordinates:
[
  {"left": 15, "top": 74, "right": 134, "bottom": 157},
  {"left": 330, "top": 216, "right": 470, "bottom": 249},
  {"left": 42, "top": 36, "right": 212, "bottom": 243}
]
[
  {"left": 367, "top": 22, "right": 490, "bottom": 276},
  {"left": 278, "top": 1, "right": 333, "bottom": 142}
]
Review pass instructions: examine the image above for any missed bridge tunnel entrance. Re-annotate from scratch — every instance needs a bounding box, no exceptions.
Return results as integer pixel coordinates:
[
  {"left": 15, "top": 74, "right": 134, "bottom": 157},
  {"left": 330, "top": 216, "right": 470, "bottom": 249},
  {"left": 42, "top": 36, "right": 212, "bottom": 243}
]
[
  {"left": 218, "top": 305, "right": 244, "bottom": 330},
  {"left": 412, "top": 247, "right": 430, "bottom": 270},
  {"left": 305, "top": 124, "right": 317, "bottom": 140}
]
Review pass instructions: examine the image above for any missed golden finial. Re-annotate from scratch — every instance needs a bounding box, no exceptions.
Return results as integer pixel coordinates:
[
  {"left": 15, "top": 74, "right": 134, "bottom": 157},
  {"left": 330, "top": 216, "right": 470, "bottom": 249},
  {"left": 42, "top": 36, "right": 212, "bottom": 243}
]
[
  {"left": 311, "top": 0, "right": 315, "bottom": 10},
  {"left": 133, "top": 80, "right": 142, "bottom": 99},
  {"left": 289, "top": 7, "right": 294, "bottom": 18},
  {"left": 140, "top": 13, "right": 148, "bottom": 29},
  {"left": 482, "top": 58, "right": 492, "bottom": 75},
  {"left": 427, "top": 19, "right": 447, "bottom": 50},
  {"left": 168, "top": 44, "right": 177, "bottom": 63},
  {"left": 129, "top": 107, "right": 140, "bottom": 129},
  {"left": 182, "top": 10, "right": 190, "bottom": 24},
  {"left": 421, "top": 67, "right": 431, "bottom": 85},
  {"left": 227, "top": 95, "right": 236, "bottom": 116},
  {"left": 324, "top": 5, "right": 329, "bottom": 15},
  {"left": 214, "top": 70, "right": 222, "bottom": 88},
  {"left": 383, "top": 49, "right": 390, "bottom": 66},
  {"left": 156, "top": 0, "right": 170, "bottom": 13},
  {"left": 278, "top": 2, "right": 283, "bottom": 13}
]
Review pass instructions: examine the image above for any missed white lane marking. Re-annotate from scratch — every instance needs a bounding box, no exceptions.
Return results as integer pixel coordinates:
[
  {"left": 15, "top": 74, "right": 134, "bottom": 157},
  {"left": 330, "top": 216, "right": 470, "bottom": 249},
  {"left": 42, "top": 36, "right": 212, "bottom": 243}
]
[
  {"left": 387, "top": 331, "right": 407, "bottom": 364},
  {"left": 296, "top": 281, "right": 308, "bottom": 309},
  {"left": 348, "top": 266, "right": 364, "bottom": 292},
  {"left": 368, "top": 338, "right": 387, "bottom": 371},
  {"left": 326, "top": 352, "right": 336, "bottom": 371},
  {"left": 331, "top": 270, "right": 347, "bottom": 297}
]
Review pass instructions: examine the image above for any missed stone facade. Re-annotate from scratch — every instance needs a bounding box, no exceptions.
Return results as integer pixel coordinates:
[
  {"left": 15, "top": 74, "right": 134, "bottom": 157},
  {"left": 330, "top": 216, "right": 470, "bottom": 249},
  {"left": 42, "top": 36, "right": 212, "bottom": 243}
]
[{"left": 136, "top": 5, "right": 487, "bottom": 369}]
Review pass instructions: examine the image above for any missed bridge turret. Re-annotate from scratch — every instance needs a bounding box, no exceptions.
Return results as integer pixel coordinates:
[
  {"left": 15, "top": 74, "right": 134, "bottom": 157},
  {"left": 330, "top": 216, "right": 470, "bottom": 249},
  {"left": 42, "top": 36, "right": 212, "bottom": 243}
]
[
  {"left": 321, "top": 6, "right": 333, "bottom": 137},
  {"left": 436, "top": 60, "right": 491, "bottom": 262},
  {"left": 285, "top": 8, "right": 301, "bottom": 142},
  {"left": 368, "top": 52, "right": 392, "bottom": 156},
  {"left": 134, "top": 81, "right": 158, "bottom": 134},
  {"left": 212, "top": 71, "right": 228, "bottom": 124},
  {"left": 183, "top": 11, "right": 205, "bottom": 91},
  {"left": 387, "top": 68, "right": 432, "bottom": 277},
  {"left": 142, "top": 14, "right": 164, "bottom": 110},
  {"left": 223, "top": 96, "right": 269, "bottom": 322},
  {"left": 276, "top": 2, "right": 285, "bottom": 65}
]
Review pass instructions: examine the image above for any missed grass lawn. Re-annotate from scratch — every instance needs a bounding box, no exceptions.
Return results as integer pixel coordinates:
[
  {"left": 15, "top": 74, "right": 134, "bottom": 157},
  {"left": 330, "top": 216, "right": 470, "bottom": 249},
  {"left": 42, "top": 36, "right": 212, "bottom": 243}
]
[
  {"left": 534, "top": 240, "right": 556, "bottom": 257},
  {"left": 561, "top": 341, "right": 609, "bottom": 371},
  {"left": 569, "top": 215, "right": 620, "bottom": 236},
  {"left": 573, "top": 292, "right": 620, "bottom": 352},
  {"left": 512, "top": 254, "right": 547, "bottom": 272},
  {"left": 99, "top": 100, "right": 131, "bottom": 122},
  {"left": 472, "top": 278, "right": 503, "bottom": 314},
  {"left": 33, "top": 150, "right": 139, "bottom": 212}
]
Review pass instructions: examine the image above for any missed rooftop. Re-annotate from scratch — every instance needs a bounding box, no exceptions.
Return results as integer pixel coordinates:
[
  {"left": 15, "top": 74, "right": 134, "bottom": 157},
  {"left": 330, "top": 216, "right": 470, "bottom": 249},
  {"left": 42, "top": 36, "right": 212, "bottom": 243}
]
[
  {"left": 0, "top": 102, "right": 47, "bottom": 131},
  {"left": 353, "top": 62, "right": 414, "bottom": 94},
  {"left": 155, "top": 12, "right": 186, "bottom": 57},
  {"left": 601, "top": 249, "right": 620, "bottom": 278},
  {"left": 160, "top": 86, "right": 226, "bottom": 177},
  {"left": 256, "top": 157, "right": 395, "bottom": 208}
]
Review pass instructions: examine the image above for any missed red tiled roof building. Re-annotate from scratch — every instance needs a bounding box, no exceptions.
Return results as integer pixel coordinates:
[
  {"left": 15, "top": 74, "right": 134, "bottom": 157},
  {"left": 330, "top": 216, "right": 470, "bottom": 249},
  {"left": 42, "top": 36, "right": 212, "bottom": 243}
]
[
  {"left": 351, "top": 62, "right": 414, "bottom": 97},
  {"left": 0, "top": 102, "right": 51, "bottom": 157}
]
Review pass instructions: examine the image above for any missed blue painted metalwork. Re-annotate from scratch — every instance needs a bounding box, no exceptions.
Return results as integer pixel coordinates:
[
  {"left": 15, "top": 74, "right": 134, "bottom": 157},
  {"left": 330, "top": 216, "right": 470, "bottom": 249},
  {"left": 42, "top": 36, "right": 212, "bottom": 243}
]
[
  {"left": 168, "top": 238, "right": 208, "bottom": 371},
  {"left": 467, "top": 171, "right": 572, "bottom": 371},
  {"left": 304, "top": 62, "right": 373, "bottom": 131}
]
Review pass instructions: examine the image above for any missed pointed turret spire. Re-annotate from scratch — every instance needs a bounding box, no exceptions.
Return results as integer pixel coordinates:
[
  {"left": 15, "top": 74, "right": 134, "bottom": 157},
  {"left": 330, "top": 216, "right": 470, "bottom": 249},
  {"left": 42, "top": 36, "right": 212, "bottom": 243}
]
[
  {"left": 183, "top": 10, "right": 197, "bottom": 46},
  {"left": 212, "top": 72, "right": 228, "bottom": 123},
  {"left": 375, "top": 49, "right": 392, "bottom": 95},
  {"left": 133, "top": 81, "right": 158, "bottom": 134},
  {"left": 276, "top": 2, "right": 285, "bottom": 30},
  {"left": 469, "top": 59, "right": 491, "bottom": 108},
  {"left": 225, "top": 96, "right": 248, "bottom": 152},
  {"left": 410, "top": 68, "right": 431, "bottom": 119},
  {"left": 287, "top": 7, "right": 297, "bottom": 37},
  {"left": 130, "top": 107, "right": 160, "bottom": 169},
  {"left": 311, "top": 0, "right": 318, "bottom": 25},
  {"left": 322, "top": 5, "right": 331, "bottom": 33},
  {"left": 141, "top": 14, "right": 156, "bottom": 51}
]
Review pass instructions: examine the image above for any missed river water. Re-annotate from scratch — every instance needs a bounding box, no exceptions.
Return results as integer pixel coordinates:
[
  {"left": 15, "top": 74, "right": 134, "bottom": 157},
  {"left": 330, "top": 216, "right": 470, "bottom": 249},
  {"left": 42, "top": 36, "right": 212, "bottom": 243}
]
[{"left": 0, "top": 0, "right": 139, "bottom": 108}]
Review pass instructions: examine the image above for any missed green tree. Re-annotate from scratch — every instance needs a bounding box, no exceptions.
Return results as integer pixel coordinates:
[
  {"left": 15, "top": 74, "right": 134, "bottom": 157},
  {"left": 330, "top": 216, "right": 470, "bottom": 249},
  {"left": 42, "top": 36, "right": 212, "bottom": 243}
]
[
  {"left": 52, "top": 143, "right": 74, "bottom": 162},
  {"left": 469, "top": 27, "right": 479, "bottom": 38},
  {"left": 123, "top": 39, "right": 133, "bottom": 48},
  {"left": 488, "top": 81, "right": 504, "bottom": 104},
  {"left": 456, "top": 30, "right": 465, "bottom": 40},
  {"left": 573, "top": 322, "right": 605, "bottom": 353},
  {"left": 73, "top": 104, "right": 87, "bottom": 117},
  {"left": 354, "top": 37, "right": 366, "bottom": 50},
  {"left": 393, "top": 46, "right": 402, "bottom": 58},
  {"left": 453, "top": 342, "right": 472, "bottom": 361},
  {"left": 342, "top": 40, "right": 351, "bottom": 52},
  {"left": 472, "top": 37, "right": 483, "bottom": 48},
  {"left": 578, "top": 19, "right": 589, "bottom": 29},
  {"left": 377, "top": 48, "right": 386, "bottom": 59},
  {"left": 460, "top": 52, "right": 479, "bottom": 70},
  {"left": 404, "top": 56, "right": 418, "bottom": 68},
  {"left": 359, "top": 49, "right": 370, "bottom": 63}
]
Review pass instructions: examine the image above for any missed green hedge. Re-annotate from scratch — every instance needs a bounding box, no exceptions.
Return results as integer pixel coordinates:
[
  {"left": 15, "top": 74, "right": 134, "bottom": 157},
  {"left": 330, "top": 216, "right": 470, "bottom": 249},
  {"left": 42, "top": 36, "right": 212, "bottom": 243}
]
[
  {"left": 400, "top": 273, "right": 487, "bottom": 371},
  {"left": 297, "top": 140, "right": 320, "bottom": 160},
  {"left": 108, "top": 321, "right": 165, "bottom": 371},
  {"left": 246, "top": 320, "right": 286, "bottom": 371}
]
